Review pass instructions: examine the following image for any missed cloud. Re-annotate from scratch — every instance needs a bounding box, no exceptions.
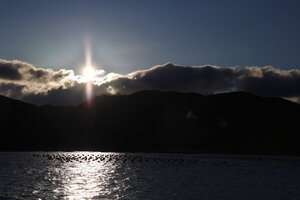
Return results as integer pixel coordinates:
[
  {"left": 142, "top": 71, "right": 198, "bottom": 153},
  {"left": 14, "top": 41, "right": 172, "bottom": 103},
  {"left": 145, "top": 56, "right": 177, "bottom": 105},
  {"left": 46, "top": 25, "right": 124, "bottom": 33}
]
[
  {"left": 1, "top": 59, "right": 300, "bottom": 105},
  {"left": 100, "top": 63, "right": 300, "bottom": 101},
  {"left": 0, "top": 59, "right": 76, "bottom": 97},
  {"left": 103, "top": 63, "right": 239, "bottom": 95},
  {"left": 237, "top": 66, "right": 300, "bottom": 97}
]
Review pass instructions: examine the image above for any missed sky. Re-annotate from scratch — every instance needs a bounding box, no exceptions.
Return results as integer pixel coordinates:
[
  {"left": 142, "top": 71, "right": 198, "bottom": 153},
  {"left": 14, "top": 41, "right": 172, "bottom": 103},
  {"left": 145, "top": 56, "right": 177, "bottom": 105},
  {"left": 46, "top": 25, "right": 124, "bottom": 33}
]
[
  {"left": 1, "top": 0, "right": 300, "bottom": 105},
  {"left": 1, "top": 0, "right": 300, "bottom": 73}
]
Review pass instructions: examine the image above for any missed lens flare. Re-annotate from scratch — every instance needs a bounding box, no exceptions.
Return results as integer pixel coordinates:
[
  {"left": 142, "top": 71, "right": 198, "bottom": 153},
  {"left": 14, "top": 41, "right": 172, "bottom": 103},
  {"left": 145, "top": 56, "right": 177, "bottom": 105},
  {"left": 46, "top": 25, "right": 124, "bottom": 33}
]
[
  {"left": 84, "top": 39, "right": 94, "bottom": 102},
  {"left": 86, "top": 82, "right": 93, "bottom": 101}
]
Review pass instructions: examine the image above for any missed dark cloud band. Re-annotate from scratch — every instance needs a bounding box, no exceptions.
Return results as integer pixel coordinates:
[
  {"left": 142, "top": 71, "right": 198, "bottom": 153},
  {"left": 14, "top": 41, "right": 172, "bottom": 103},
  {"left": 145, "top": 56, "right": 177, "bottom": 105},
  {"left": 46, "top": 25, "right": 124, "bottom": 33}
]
[
  {"left": 0, "top": 59, "right": 300, "bottom": 105},
  {"left": 102, "top": 63, "right": 300, "bottom": 100}
]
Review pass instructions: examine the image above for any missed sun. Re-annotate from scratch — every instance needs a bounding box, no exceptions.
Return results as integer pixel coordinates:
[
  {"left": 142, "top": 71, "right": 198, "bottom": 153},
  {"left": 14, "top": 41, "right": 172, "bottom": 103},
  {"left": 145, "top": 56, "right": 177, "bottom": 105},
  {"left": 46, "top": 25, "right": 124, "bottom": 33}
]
[{"left": 83, "top": 66, "right": 95, "bottom": 81}]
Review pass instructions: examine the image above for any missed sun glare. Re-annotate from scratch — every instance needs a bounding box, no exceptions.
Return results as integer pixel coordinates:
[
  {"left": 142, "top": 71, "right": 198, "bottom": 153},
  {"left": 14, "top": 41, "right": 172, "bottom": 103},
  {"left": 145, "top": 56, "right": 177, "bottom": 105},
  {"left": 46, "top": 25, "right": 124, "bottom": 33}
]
[{"left": 83, "top": 66, "right": 95, "bottom": 81}]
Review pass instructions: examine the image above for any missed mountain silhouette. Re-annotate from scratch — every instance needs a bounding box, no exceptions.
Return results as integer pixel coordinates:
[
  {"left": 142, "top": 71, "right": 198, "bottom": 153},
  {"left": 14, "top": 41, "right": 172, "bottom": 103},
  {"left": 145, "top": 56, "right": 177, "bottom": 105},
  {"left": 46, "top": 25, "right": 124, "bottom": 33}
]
[{"left": 1, "top": 90, "right": 300, "bottom": 155}]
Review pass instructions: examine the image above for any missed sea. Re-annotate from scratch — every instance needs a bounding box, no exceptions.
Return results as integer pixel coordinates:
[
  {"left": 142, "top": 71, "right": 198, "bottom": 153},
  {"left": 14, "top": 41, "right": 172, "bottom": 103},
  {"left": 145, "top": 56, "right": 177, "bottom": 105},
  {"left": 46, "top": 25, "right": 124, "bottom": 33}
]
[{"left": 1, "top": 152, "right": 300, "bottom": 200}]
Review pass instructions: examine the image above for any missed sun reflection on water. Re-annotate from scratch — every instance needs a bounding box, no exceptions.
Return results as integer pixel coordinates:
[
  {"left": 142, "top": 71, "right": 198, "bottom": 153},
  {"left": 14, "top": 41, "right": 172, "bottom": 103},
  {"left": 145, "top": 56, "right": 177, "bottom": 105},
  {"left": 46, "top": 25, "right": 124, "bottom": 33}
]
[
  {"left": 50, "top": 152, "right": 122, "bottom": 199},
  {"left": 61, "top": 162, "right": 102, "bottom": 199}
]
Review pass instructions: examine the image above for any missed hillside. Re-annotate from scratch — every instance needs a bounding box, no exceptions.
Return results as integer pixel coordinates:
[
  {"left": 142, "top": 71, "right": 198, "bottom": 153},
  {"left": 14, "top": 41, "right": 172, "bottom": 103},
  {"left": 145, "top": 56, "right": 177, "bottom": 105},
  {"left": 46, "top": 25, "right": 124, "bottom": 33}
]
[{"left": 1, "top": 91, "right": 300, "bottom": 155}]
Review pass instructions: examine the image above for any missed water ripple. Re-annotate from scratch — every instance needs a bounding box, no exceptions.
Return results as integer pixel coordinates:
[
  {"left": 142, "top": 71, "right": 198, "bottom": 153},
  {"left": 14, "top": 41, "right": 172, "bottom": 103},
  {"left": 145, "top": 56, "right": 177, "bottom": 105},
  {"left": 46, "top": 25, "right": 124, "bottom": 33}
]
[{"left": 1, "top": 152, "right": 300, "bottom": 199}]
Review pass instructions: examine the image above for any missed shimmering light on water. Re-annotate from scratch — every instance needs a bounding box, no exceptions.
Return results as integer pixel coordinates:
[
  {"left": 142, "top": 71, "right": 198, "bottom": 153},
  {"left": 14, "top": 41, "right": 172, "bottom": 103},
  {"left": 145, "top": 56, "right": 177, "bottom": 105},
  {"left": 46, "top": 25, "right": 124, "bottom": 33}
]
[
  {"left": 1, "top": 152, "right": 300, "bottom": 199},
  {"left": 58, "top": 161, "right": 103, "bottom": 199}
]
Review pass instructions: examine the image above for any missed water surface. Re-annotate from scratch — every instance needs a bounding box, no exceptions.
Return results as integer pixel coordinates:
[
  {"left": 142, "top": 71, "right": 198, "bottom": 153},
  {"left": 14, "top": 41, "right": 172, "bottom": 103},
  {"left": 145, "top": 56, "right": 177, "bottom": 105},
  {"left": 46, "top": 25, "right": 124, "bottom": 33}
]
[{"left": 1, "top": 152, "right": 300, "bottom": 199}]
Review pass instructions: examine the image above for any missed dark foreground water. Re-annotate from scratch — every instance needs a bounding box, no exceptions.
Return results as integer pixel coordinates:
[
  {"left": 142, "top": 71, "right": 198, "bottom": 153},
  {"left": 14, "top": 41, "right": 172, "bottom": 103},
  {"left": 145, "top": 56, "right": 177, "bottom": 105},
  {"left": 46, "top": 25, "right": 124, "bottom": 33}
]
[{"left": 1, "top": 152, "right": 300, "bottom": 200}]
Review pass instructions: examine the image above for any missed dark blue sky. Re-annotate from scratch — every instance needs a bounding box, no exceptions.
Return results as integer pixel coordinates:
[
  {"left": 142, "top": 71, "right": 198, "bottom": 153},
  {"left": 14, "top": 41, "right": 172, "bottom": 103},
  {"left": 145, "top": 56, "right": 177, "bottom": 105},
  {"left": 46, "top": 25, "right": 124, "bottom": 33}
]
[{"left": 0, "top": 0, "right": 300, "bottom": 73}]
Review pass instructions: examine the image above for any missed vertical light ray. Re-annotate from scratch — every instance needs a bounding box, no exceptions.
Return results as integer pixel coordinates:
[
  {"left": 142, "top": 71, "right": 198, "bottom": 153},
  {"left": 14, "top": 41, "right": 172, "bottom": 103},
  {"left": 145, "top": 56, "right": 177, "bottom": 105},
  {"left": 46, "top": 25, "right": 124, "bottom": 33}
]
[
  {"left": 85, "top": 38, "right": 93, "bottom": 102},
  {"left": 85, "top": 40, "right": 92, "bottom": 68},
  {"left": 86, "top": 82, "right": 93, "bottom": 101}
]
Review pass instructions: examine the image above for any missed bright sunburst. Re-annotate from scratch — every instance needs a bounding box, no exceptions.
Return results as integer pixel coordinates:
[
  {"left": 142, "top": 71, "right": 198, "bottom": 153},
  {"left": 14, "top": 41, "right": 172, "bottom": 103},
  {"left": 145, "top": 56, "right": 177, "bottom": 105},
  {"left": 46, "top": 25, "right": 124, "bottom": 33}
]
[{"left": 83, "top": 66, "right": 95, "bottom": 81}]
